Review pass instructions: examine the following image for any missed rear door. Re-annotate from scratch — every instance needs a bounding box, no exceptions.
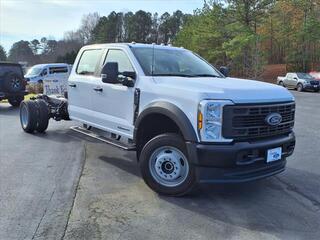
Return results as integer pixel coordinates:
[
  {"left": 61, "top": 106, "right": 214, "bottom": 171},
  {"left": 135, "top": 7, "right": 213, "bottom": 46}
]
[
  {"left": 68, "top": 48, "right": 104, "bottom": 123},
  {"left": 285, "top": 73, "right": 293, "bottom": 87}
]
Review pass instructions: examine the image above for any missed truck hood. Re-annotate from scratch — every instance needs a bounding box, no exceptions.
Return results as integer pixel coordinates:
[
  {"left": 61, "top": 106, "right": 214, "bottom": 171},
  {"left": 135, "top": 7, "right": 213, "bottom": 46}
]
[{"left": 154, "top": 76, "right": 294, "bottom": 104}]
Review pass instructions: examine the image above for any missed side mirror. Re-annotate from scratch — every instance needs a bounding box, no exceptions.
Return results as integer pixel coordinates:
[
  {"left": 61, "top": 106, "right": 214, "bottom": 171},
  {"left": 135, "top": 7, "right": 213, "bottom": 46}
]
[
  {"left": 101, "top": 62, "right": 119, "bottom": 83},
  {"left": 293, "top": 77, "right": 298, "bottom": 80},
  {"left": 219, "top": 66, "right": 229, "bottom": 77},
  {"left": 122, "top": 71, "right": 136, "bottom": 80}
]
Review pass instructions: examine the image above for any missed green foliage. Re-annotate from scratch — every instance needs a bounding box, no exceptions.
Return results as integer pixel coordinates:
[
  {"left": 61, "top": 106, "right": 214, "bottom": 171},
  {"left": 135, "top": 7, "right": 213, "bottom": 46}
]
[
  {"left": 0, "top": 45, "right": 7, "bottom": 61},
  {"left": 8, "top": 40, "right": 34, "bottom": 64},
  {"left": 91, "top": 10, "right": 188, "bottom": 44},
  {"left": 175, "top": 0, "right": 320, "bottom": 77},
  {"left": 56, "top": 50, "right": 78, "bottom": 64}
]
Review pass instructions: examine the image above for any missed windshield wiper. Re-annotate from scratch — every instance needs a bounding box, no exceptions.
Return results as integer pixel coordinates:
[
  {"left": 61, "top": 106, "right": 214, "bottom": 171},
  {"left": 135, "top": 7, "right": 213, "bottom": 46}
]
[
  {"left": 152, "top": 73, "right": 194, "bottom": 77},
  {"left": 78, "top": 71, "right": 93, "bottom": 75},
  {"left": 191, "top": 74, "right": 221, "bottom": 78}
]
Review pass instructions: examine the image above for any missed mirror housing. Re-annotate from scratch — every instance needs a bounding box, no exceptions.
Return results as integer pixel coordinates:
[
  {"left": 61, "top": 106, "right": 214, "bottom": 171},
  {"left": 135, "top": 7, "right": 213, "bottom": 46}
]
[
  {"left": 219, "top": 66, "right": 229, "bottom": 77},
  {"left": 101, "top": 63, "right": 135, "bottom": 87},
  {"left": 101, "top": 62, "right": 119, "bottom": 83}
]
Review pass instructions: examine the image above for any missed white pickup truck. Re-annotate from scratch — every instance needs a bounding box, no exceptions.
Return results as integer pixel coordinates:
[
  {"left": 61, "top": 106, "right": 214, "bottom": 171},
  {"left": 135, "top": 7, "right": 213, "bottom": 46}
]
[{"left": 19, "top": 43, "right": 296, "bottom": 196}]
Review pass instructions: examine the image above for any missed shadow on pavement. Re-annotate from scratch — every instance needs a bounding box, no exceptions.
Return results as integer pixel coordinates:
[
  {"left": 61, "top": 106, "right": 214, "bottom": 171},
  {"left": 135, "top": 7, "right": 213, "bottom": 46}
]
[{"left": 98, "top": 151, "right": 320, "bottom": 239}]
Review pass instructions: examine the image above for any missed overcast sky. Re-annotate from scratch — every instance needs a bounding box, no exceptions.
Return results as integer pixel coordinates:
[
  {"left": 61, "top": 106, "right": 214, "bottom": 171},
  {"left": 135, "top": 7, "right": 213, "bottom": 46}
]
[{"left": 0, "top": 0, "right": 203, "bottom": 52}]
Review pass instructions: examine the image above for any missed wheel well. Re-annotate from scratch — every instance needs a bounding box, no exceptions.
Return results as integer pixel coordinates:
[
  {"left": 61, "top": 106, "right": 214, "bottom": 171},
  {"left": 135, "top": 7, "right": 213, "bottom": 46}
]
[{"left": 135, "top": 113, "right": 182, "bottom": 158}]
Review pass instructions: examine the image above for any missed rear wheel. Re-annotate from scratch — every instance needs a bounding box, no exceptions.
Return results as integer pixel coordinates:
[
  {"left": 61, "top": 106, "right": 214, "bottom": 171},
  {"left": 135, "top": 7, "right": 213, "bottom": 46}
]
[
  {"left": 20, "top": 101, "right": 38, "bottom": 133},
  {"left": 35, "top": 99, "right": 49, "bottom": 133},
  {"left": 278, "top": 81, "right": 285, "bottom": 87},
  {"left": 8, "top": 95, "right": 24, "bottom": 107},
  {"left": 139, "top": 133, "right": 196, "bottom": 196},
  {"left": 297, "top": 83, "right": 303, "bottom": 92}
]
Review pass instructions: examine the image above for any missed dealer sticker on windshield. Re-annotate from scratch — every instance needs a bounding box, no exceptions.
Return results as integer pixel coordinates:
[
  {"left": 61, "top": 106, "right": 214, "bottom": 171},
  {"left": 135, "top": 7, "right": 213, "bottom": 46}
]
[{"left": 267, "top": 147, "right": 282, "bottom": 163}]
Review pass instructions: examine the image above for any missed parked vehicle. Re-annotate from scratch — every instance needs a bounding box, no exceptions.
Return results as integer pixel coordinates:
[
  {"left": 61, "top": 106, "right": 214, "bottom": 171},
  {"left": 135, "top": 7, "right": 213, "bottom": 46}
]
[
  {"left": 19, "top": 43, "right": 296, "bottom": 196},
  {"left": 0, "top": 62, "right": 28, "bottom": 106},
  {"left": 277, "top": 72, "right": 319, "bottom": 92},
  {"left": 24, "top": 63, "right": 71, "bottom": 84}
]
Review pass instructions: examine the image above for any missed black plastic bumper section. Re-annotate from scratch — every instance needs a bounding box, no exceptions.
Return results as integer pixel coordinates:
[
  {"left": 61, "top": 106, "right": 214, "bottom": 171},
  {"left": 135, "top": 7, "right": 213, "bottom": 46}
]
[
  {"left": 304, "top": 84, "right": 319, "bottom": 90},
  {"left": 186, "top": 133, "right": 295, "bottom": 183},
  {"left": 0, "top": 90, "right": 28, "bottom": 99}
]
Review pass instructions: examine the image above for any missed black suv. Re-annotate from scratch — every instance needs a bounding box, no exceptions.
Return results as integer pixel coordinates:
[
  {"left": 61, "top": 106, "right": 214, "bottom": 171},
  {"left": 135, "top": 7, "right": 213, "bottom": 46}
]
[{"left": 0, "top": 62, "right": 28, "bottom": 106}]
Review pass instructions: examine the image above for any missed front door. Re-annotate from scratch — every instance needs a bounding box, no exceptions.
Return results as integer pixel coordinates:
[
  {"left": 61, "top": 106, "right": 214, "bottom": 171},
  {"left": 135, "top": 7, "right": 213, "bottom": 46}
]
[{"left": 90, "top": 48, "right": 136, "bottom": 139}]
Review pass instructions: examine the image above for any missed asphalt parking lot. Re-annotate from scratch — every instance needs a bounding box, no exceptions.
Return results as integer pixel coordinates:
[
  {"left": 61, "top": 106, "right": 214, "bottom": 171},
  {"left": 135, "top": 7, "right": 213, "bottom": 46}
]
[{"left": 0, "top": 91, "right": 319, "bottom": 240}]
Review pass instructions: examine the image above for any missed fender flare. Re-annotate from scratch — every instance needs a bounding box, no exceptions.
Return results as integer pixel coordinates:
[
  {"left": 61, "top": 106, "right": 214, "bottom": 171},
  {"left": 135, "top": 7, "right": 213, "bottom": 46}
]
[{"left": 133, "top": 101, "right": 198, "bottom": 142}]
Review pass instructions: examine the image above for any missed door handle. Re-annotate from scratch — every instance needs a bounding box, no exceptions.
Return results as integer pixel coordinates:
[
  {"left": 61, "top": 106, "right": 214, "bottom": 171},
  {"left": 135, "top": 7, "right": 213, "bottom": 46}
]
[
  {"left": 69, "top": 83, "right": 76, "bottom": 88},
  {"left": 93, "top": 87, "right": 103, "bottom": 92}
]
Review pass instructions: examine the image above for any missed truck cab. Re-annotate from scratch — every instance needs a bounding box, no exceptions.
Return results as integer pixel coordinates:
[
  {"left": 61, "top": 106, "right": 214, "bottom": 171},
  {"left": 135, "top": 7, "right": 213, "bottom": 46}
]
[{"left": 20, "top": 43, "right": 296, "bottom": 196}]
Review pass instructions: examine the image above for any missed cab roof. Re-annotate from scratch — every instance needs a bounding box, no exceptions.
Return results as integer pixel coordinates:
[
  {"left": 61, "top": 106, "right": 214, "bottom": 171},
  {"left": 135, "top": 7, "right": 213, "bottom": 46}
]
[
  {"left": 30, "top": 63, "right": 70, "bottom": 68},
  {"left": 82, "top": 43, "right": 186, "bottom": 51}
]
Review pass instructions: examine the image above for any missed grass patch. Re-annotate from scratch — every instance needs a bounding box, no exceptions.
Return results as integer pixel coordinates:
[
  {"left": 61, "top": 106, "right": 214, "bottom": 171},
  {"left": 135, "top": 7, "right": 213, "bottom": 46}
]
[{"left": 1, "top": 93, "right": 37, "bottom": 103}]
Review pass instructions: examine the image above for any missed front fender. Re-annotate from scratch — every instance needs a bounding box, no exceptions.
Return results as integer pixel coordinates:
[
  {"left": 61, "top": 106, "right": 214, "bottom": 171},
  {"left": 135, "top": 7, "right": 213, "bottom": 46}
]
[{"left": 134, "top": 101, "right": 198, "bottom": 142}]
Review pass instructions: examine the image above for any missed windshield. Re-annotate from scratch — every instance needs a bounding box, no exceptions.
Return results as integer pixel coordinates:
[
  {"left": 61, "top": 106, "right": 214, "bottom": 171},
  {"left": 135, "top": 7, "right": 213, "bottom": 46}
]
[
  {"left": 26, "top": 66, "right": 43, "bottom": 76},
  {"left": 131, "top": 47, "right": 222, "bottom": 77},
  {"left": 297, "top": 73, "right": 314, "bottom": 79}
]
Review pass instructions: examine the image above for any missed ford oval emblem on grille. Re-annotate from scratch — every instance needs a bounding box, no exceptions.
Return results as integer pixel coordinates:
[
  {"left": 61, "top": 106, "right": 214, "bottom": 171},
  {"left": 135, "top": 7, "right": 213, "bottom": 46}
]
[{"left": 265, "top": 113, "right": 282, "bottom": 126}]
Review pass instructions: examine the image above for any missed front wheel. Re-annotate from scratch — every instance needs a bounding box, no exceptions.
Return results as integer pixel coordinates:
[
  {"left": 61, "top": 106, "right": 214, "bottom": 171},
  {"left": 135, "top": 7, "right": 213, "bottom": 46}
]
[
  {"left": 139, "top": 133, "right": 196, "bottom": 196},
  {"left": 297, "top": 83, "right": 303, "bottom": 92}
]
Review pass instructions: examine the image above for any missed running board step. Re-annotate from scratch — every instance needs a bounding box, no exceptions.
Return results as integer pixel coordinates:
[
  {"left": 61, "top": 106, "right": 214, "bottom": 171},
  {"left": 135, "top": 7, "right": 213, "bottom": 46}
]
[{"left": 70, "top": 126, "right": 136, "bottom": 151}]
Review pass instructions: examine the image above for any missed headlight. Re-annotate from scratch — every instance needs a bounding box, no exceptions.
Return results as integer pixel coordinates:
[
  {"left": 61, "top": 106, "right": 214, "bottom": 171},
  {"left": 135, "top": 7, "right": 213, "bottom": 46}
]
[{"left": 198, "top": 100, "right": 233, "bottom": 142}]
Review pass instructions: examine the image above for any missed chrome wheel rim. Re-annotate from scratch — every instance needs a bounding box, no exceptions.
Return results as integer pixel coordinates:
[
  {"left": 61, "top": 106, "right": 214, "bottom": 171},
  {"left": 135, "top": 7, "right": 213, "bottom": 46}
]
[
  {"left": 20, "top": 104, "right": 29, "bottom": 128},
  {"left": 149, "top": 146, "right": 189, "bottom": 187}
]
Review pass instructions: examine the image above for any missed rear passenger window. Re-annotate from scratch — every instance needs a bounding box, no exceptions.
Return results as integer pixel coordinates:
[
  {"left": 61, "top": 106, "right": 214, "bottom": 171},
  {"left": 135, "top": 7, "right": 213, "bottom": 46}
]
[
  {"left": 104, "top": 49, "right": 134, "bottom": 72},
  {"left": 49, "top": 67, "right": 68, "bottom": 74},
  {"left": 77, "top": 49, "right": 103, "bottom": 75}
]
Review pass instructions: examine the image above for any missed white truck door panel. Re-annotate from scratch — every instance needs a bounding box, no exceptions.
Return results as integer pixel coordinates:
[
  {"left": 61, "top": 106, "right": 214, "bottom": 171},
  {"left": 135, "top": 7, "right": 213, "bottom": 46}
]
[
  {"left": 89, "top": 48, "right": 136, "bottom": 138},
  {"left": 90, "top": 80, "right": 135, "bottom": 138},
  {"left": 68, "top": 48, "right": 104, "bottom": 123}
]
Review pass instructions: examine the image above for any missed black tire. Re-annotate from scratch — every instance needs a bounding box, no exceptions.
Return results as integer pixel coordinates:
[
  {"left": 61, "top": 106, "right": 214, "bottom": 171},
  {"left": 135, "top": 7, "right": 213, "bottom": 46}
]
[
  {"left": 278, "top": 81, "right": 285, "bottom": 87},
  {"left": 35, "top": 99, "right": 49, "bottom": 133},
  {"left": 314, "top": 89, "right": 319, "bottom": 93},
  {"left": 20, "top": 100, "right": 38, "bottom": 133},
  {"left": 3, "top": 72, "right": 24, "bottom": 93},
  {"left": 8, "top": 95, "right": 24, "bottom": 107},
  {"left": 297, "top": 83, "right": 303, "bottom": 92},
  {"left": 139, "top": 133, "right": 196, "bottom": 196}
]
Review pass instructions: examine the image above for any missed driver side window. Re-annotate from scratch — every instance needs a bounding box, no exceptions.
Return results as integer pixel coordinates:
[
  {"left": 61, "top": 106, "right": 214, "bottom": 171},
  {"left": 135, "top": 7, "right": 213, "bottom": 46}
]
[
  {"left": 41, "top": 69, "right": 47, "bottom": 77},
  {"left": 104, "top": 49, "right": 134, "bottom": 73}
]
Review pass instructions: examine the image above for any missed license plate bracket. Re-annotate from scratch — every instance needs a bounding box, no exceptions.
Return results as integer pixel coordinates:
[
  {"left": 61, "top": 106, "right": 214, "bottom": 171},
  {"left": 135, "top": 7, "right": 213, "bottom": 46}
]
[{"left": 267, "top": 147, "right": 282, "bottom": 163}]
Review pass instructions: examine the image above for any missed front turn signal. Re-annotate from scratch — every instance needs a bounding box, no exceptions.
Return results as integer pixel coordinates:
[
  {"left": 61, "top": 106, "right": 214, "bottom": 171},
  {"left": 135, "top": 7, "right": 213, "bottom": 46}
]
[{"left": 198, "top": 111, "right": 203, "bottom": 130}]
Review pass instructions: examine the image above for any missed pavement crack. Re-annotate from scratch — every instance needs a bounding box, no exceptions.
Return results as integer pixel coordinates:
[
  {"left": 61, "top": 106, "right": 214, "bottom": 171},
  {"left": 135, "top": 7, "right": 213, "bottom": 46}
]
[
  {"left": 60, "top": 141, "right": 87, "bottom": 240},
  {"left": 31, "top": 187, "right": 57, "bottom": 240},
  {"left": 275, "top": 176, "right": 320, "bottom": 210}
]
